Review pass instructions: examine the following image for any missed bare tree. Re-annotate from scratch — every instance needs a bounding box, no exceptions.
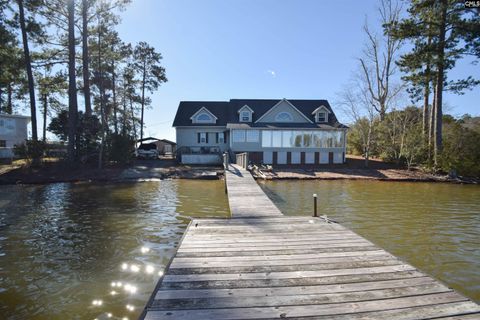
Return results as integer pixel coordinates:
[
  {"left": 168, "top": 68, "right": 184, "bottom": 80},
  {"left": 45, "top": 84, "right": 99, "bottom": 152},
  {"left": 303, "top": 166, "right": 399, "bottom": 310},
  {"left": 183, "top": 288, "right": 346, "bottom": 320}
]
[
  {"left": 338, "top": 82, "right": 379, "bottom": 167},
  {"left": 359, "top": 0, "right": 403, "bottom": 121}
]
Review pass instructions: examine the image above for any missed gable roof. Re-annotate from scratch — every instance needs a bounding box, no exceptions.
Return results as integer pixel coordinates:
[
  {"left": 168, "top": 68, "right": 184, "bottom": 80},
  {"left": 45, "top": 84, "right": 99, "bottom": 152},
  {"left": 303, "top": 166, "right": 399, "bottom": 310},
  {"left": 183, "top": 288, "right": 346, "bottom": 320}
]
[
  {"left": 190, "top": 106, "right": 218, "bottom": 122},
  {"left": 254, "top": 98, "right": 313, "bottom": 124},
  {"left": 172, "top": 99, "right": 347, "bottom": 128}
]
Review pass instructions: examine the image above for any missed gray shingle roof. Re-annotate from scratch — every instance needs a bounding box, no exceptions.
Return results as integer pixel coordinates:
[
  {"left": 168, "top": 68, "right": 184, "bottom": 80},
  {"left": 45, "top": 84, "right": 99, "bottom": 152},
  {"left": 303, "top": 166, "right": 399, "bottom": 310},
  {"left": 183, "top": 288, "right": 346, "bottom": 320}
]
[{"left": 172, "top": 99, "right": 347, "bottom": 128}]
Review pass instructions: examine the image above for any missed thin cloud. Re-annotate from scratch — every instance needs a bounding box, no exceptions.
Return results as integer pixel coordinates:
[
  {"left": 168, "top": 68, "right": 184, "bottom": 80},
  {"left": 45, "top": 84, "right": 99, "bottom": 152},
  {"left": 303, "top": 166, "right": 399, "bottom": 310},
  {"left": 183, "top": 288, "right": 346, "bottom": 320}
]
[{"left": 267, "top": 70, "right": 276, "bottom": 77}]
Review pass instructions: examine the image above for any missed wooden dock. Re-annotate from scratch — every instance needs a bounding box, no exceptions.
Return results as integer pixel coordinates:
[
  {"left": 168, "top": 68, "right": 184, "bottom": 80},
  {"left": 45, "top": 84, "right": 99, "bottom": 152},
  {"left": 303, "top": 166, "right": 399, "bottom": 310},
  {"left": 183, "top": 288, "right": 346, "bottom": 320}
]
[{"left": 141, "top": 164, "right": 480, "bottom": 319}]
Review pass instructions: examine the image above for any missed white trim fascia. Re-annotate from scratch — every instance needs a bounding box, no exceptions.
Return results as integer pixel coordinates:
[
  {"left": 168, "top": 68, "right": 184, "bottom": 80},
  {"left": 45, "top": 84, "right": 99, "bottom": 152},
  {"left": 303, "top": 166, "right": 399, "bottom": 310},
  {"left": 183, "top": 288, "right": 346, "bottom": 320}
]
[
  {"left": 311, "top": 105, "right": 331, "bottom": 114},
  {"left": 237, "top": 105, "right": 254, "bottom": 113},
  {"left": 174, "top": 126, "right": 226, "bottom": 129},
  {"left": 190, "top": 107, "right": 218, "bottom": 123},
  {"left": 0, "top": 113, "right": 31, "bottom": 120},
  {"left": 255, "top": 98, "right": 314, "bottom": 124}
]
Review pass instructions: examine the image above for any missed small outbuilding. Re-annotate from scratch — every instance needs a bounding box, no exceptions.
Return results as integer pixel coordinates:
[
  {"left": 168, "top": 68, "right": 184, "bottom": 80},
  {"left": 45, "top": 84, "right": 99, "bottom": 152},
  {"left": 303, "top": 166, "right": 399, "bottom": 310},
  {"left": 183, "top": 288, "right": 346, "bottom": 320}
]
[
  {"left": 0, "top": 113, "right": 31, "bottom": 159},
  {"left": 156, "top": 139, "right": 176, "bottom": 157}
]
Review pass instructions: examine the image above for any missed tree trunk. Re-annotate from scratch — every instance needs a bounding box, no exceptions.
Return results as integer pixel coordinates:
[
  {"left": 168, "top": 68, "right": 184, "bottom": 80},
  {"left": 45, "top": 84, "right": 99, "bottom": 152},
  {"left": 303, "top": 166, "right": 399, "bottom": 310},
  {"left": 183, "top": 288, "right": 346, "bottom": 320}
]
[
  {"left": 111, "top": 56, "right": 118, "bottom": 134},
  {"left": 97, "top": 19, "right": 105, "bottom": 169},
  {"left": 67, "top": 0, "right": 78, "bottom": 162},
  {"left": 140, "top": 61, "right": 146, "bottom": 141},
  {"left": 423, "top": 69, "right": 430, "bottom": 143},
  {"left": 428, "top": 85, "right": 436, "bottom": 162},
  {"left": 130, "top": 98, "right": 137, "bottom": 141},
  {"left": 122, "top": 81, "right": 127, "bottom": 134},
  {"left": 434, "top": 0, "right": 447, "bottom": 167},
  {"left": 82, "top": 0, "right": 92, "bottom": 116},
  {"left": 17, "top": 0, "right": 38, "bottom": 142},
  {"left": 6, "top": 83, "right": 12, "bottom": 114},
  {"left": 42, "top": 93, "right": 48, "bottom": 141}
]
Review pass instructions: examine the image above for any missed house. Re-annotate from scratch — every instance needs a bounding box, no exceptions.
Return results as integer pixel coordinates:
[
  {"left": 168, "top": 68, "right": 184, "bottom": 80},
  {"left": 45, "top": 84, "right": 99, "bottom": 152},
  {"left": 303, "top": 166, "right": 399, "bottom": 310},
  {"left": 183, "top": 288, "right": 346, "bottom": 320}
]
[
  {"left": 173, "top": 99, "right": 348, "bottom": 165},
  {"left": 0, "top": 113, "right": 30, "bottom": 159}
]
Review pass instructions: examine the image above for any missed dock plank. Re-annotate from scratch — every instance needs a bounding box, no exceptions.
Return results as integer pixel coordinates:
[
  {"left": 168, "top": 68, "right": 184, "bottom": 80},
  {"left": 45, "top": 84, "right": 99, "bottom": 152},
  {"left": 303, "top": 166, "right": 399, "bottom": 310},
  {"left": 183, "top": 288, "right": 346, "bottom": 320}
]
[{"left": 141, "top": 164, "right": 479, "bottom": 320}]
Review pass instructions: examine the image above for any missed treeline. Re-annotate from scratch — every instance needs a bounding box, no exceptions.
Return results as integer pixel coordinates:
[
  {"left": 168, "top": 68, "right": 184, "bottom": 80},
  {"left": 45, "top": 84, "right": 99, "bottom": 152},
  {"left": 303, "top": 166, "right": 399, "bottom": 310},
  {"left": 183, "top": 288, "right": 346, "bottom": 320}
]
[
  {"left": 1, "top": 0, "right": 167, "bottom": 166},
  {"left": 340, "top": 0, "right": 479, "bottom": 178}
]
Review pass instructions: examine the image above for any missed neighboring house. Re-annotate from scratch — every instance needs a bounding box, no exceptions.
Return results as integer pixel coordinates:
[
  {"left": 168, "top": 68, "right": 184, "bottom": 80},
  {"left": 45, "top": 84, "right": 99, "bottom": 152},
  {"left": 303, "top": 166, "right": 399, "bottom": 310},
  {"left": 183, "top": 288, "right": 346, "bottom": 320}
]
[
  {"left": 155, "top": 139, "right": 176, "bottom": 156},
  {"left": 0, "top": 113, "right": 30, "bottom": 159},
  {"left": 173, "top": 99, "right": 348, "bottom": 165}
]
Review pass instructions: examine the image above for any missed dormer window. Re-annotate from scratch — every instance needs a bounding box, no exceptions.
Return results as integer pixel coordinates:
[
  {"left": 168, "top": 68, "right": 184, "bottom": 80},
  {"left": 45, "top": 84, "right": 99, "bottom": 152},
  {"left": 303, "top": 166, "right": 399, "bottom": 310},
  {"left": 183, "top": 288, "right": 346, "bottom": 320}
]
[
  {"left": 241, "top": 111, "right": 251, "bottom": 122},
  {"left": 238, "top": 105, "right": 254, "bottom": 122},
  {"left": 197, "top": 113, "right": 212, "bottom": 121},
  {"left": 317, "top": 111, "right": 326, "bottom": 122},
  {"left": 190, "top": 107, "right": 217, "bottom": 124},
  {"left": 312, "top": 105, "right": 330, "bottom": 123}
]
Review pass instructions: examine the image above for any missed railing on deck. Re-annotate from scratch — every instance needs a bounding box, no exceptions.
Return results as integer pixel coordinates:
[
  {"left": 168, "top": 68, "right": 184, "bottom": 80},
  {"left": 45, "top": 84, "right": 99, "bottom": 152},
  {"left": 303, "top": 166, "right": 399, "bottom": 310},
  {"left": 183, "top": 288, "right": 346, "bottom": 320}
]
[{"left": 236, "top": 152, "right": 248, "bottom": 169}]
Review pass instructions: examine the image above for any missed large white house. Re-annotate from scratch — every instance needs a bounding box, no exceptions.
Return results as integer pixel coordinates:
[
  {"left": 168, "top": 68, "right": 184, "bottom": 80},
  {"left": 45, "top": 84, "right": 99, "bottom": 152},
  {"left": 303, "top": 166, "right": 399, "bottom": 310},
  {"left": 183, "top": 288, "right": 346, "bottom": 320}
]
[
  {"left": 0, "top": 113, "right": 30, "bottom": 159},
  {"left": 173, "top": 99, "right": 348, "bottom": 165}
]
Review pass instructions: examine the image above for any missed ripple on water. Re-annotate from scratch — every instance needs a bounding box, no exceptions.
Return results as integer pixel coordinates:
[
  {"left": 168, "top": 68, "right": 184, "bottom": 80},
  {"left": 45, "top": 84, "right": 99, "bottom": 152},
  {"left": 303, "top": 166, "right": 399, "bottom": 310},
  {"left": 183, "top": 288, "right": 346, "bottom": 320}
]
[{"left": 0, "top": 179, "right": 229, "bottom": 320}]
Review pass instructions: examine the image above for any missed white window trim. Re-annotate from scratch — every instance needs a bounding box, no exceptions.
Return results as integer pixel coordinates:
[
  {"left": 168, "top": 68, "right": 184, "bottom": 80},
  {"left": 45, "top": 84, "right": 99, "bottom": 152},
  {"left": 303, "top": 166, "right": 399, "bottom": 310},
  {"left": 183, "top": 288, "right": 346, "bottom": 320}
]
[
  {"left": 218, "top": 132, "right": 225, "bottom": 144},
  {"left": 316, "top": 111, "right": 327, "bottom": 122},
  {"left": 238, "top": 105, "right": 254, "bottom": 122},
  {"left": 275, "top": 112, "right": 294, "bottom": 122},
  {"left": 312, "top": 105, "right": 331, "bottom": 123},
  {"left": 190, "top": 107, "right": 218, "bottom": 124},
  {"left": 199, "top": 132, "right": 207, "bottom": 143}
]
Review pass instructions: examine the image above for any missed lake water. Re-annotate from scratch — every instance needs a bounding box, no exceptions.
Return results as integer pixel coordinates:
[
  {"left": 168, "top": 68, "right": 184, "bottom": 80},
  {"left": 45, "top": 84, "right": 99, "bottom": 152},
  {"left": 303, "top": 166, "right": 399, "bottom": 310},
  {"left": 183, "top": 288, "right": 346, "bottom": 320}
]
[
  {"left": 0, "top": 179, "right": 479, "bottom": 319},
  {"left": 0, "top": 180, "right": 229, "bottom": 320},
  {"left": 259, "top": 180, "right": 480, "bottom": 303}
]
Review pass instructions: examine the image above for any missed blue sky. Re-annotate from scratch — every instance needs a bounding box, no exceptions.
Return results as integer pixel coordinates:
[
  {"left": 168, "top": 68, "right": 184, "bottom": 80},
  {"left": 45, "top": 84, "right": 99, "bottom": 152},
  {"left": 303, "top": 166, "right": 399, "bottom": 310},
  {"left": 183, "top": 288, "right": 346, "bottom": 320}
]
[{"left": 115, "top": 0, "right": 479, "bottom": 141}]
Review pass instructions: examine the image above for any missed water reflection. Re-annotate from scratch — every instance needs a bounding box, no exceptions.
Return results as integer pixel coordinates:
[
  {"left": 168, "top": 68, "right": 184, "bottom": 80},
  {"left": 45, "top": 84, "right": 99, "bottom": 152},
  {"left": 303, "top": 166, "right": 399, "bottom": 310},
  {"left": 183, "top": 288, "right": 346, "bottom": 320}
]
[
  {"left": 0, "top": 180, "right": 229, "bottom": 320},
  {"left": 259, "top": 180, "right": 480, "bottom": 303}
]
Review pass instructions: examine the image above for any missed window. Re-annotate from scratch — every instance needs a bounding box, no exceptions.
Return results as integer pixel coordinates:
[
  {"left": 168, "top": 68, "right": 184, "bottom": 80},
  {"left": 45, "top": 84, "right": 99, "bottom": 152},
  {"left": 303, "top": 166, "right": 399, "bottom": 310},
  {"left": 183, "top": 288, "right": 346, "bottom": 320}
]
[
  {"left": 191, "top": 107, "right": 217, "bottom": 124},
  {"left": 246, "top": 130, "right": 259, "bottom": 142},
  {"left": 272, "top": 131, "right": 282, "bottom": 147},
  {"left": 262, "top": 131, "right": 272, "bottom": 147},
  {"left": 240, "top": 111, "right": 251, "bottom": 122},
  {"left": 275, "top": 112, "right": 293, "bottom": 122},
  {"left": 282, "top": 131, "right": 293, "bottom": 147},
  {"left": 198, "top": 132, "right": 207, "bottom": 143},
  {"left": 216, "top": 132, "right": 225, "bottom": 144},
  {"left": 317, "top": 112, "right": 326, "bottom": 122},
  {"left": 0, "top": 140, "right": 6, "bottom": 148},
  {"left": 303, "top": 132, "right": 312, "bottom": 147},
  {"left": 259, "top": 130, "right": 344, "bottom": 149},
  {"left": 233, "top": 130, "right": 246, "bottom": 142},
  {"left": 197, "top": 113, "right": 211, "bottom": 121}
]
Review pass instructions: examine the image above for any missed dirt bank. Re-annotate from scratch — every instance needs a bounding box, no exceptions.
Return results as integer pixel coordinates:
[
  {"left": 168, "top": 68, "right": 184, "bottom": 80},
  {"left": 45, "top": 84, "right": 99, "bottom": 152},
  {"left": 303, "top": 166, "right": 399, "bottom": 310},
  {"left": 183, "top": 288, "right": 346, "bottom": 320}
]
[
  {"left": 250, "top": 155, "right": 478, "bottom": 184},
  {"left": 0, "top": 159, "right": 223, "bottom": 185}
]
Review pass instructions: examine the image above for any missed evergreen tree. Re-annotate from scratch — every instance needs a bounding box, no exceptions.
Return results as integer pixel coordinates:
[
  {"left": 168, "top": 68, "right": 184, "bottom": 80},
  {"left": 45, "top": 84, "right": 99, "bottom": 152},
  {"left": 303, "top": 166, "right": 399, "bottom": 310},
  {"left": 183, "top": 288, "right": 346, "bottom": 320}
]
[
  {"left": 133, "top": 42, "right": 167, "bottom": 141},
  {"left": 393, "top": 0, "right": 480, "bottom": 166}
]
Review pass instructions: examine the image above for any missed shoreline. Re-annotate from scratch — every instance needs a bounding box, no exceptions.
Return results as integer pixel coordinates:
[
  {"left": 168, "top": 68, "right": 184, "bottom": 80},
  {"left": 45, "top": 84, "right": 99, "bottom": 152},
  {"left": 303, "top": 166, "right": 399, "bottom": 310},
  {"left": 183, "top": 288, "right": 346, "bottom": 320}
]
[
  {"left": 251, "top": 167, "right": 479, "bottom": 185},
  {"left": 1, "top": 159, "right": 478, "bottom": 186}
]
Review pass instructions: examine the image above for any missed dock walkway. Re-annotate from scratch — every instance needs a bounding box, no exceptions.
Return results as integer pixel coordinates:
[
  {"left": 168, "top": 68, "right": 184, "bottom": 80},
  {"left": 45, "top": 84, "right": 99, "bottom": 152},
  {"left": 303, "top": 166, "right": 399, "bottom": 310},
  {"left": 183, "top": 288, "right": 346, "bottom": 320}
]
[{"left": 141, "top": 164, "right": 480, "bottom": 319}]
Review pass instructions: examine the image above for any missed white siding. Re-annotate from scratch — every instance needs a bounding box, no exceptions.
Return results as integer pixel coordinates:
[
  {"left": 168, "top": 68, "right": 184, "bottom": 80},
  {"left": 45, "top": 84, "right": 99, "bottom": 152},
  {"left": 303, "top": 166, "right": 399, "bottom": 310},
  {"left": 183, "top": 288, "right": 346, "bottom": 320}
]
[
  {"left": 305, "top": 152, "right": 315, "bottom": 164},
  {"left": 334, "top": 152, "right": 343, "bottom": 164},
  {"left": 291, "top": 152, "right": 301, "bottom": 164},
  {"left": 263, "top": 151, "right": 273, "bottom": 164},
  {"left": 320, "top": 152, "right": 329, "bottom": 164},
  {"left": 277, "top": 151, "right": 287, "bottom": 164}
]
